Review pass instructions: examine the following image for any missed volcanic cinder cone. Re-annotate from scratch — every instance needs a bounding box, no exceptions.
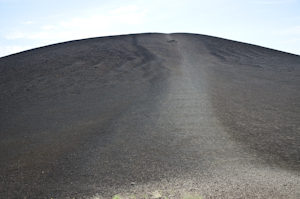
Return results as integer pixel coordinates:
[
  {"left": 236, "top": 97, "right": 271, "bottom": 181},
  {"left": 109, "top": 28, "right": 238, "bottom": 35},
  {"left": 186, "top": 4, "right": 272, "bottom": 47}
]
[{"left": 1, "top": 33, "right": 300, "bottom": 198}]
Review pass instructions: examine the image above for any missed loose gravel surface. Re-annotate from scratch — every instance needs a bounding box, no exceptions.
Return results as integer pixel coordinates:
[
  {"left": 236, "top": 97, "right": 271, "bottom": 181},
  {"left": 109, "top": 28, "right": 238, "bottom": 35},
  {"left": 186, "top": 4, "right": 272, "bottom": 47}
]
[{"left": 0, "top": 33, "right": 300, "bottom": 198}]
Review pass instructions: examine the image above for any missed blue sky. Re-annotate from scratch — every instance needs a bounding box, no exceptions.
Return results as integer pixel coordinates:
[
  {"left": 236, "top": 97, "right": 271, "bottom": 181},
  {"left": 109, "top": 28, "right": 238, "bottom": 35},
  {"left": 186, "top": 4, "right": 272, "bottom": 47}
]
[{"left": 1, "top": 0, "right": 300, "bottom": 57}]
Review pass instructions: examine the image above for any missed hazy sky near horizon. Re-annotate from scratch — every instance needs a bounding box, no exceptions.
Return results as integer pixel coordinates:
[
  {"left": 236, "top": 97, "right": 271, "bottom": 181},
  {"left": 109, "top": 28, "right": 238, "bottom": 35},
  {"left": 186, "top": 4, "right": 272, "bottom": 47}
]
[{"left": 0, "top": 0, "right": 300, "bottom": 57}]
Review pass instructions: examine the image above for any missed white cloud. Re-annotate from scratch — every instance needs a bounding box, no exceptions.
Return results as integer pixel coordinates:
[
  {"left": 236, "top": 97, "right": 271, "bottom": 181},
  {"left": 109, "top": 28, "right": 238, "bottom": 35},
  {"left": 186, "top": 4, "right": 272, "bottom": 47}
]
[
  {"left": 27, "top": 31, "right": 53, "bottom": 40},
  {"left": 5, "top": 31, "right": 25, "bottom": 39},
  {"left": 287, "top": 26, "right": 300, "bottom": 34},
  {"left": 0, "top": 45, "right": 32, "bottom": 57},
  {"left": 279, "top": 38, "right": 300, "bottom": 43},
  {"left": 0, "top": 0, "right": 18, "bottom": 2},
  {"left": 23, "top": 21, "right": 36, "bottom": 25},
  {"left": 59, "top": 15, "right": 111, "bottom": 30},
  {"left": 276, "top": 26, "right": 300, "bottom": 35},
  {"left": 112, "top": 5, "right": 147, "bottom": 25},
  {"left": 41, "top": 25, "right": 56, "bottom": 30},
  {"left": 111, "top": 5, "right": 139, "bottom": 14},
  {"left": 117, "top": 10, "right": 147, "bottom": 25},
  {"left": 255, "top": 0, "right": 296, "bottom": 4},
  {"left": 58, "top": 5, "right": 146, "bottom": 29}
]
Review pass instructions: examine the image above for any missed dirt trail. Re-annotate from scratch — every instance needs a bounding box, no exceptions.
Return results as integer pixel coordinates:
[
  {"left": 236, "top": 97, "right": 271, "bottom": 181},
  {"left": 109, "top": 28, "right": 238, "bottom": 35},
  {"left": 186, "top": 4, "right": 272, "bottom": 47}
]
[{"left": 95, "top": 34, "right": 300, "bottom": 198}]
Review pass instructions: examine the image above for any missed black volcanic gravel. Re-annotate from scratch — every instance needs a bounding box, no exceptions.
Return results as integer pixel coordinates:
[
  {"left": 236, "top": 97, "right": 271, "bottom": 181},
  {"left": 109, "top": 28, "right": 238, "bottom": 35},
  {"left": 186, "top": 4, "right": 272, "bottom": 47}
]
[{"left": 1, "top": 33, "right": 300, "bottom": 198}]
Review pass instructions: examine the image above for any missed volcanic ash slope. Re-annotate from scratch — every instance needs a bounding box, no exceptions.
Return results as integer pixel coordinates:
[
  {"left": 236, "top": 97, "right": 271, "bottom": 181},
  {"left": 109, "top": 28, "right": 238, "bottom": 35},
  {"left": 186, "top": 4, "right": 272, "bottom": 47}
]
[{"left": 0, "top": 33, "right": 300, "bottom": 198}]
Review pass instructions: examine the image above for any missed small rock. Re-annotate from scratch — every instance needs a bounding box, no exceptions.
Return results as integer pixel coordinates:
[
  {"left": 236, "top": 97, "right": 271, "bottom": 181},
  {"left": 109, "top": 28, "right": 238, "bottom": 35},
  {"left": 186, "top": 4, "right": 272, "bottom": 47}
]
[
  {"left": 130, "top": 182, "right": 135, "bottom": 185},
  {"left": 151, "top": 190, "right": 162, "bottom": 199}
]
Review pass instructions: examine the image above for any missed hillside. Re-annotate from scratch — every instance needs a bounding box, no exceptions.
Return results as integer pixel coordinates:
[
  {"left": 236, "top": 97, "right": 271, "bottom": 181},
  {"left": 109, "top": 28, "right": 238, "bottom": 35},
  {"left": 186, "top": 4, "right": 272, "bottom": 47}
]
[{"left": 1, "top": 33, "right": 300, "bottom": 198}]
